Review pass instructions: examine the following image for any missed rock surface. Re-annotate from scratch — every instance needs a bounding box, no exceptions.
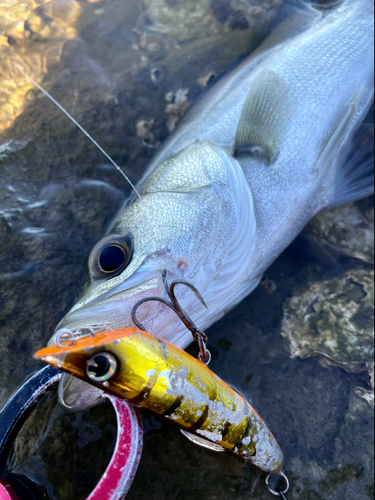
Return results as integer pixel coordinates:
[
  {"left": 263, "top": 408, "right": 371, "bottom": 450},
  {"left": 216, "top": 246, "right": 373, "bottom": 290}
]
[
  {"left": 0, "top": 0, "right": 87, "bottom": 133},
  {"left": 281, "top": 199, "right": 374, "bottom": 409},
  {"left": 281, "top": 268, "right": 374, "bottom": 405}
]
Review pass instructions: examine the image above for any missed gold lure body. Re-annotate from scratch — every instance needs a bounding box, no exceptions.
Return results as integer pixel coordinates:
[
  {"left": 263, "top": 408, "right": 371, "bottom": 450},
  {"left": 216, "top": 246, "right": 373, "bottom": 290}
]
[{"left": 35, "top": 328, "right": 283, "bottom": 474}]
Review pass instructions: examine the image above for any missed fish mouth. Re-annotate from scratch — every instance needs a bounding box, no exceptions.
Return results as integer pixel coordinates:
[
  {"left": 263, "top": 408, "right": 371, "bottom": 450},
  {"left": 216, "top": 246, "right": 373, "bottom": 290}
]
[
  {"left": 52, "top": 271, "right": 159, "bottom": 339},
  {"left": 52, "top": 269, "right": 203, "bottom": 412},
  {"left": 52, "top": 264, "right": 208, "bottom": 349}
]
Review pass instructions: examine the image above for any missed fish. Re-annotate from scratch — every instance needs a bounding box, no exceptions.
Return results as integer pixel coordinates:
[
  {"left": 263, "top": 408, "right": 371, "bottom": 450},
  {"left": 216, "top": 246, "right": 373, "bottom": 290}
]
[
  {"left": 35, "top": 327, "right": 284, "bottom": 474},
  {"left": 50, "top": 0, "right": 374, "bottom": 410}
]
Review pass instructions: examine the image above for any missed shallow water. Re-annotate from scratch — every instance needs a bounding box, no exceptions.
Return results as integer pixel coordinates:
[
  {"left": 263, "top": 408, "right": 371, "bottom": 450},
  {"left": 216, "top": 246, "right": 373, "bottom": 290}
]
[{"left": 0, "top": 0, "right": 373, "bottom": 499}]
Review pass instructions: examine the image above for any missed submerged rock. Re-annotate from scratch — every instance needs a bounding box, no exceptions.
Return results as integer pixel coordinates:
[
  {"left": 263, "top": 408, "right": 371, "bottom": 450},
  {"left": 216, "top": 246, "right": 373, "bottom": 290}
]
[
  {"left": 282, "top": 220, "right": 374, "bottom": 407},
  {"left": 281, "top": 269, "right": 374, "bottom": 365},
  {"left": 0, "top": 0, "right": 86, "bottom": 133},
  {"left": 142, "top": 0, "right": 281, "bottom": 40},
  {"left": 282, "top": 196, "right": 374, "bottom": 408},
  {"left": 307, "top": 202, "right": 374, "bottom": 264}
]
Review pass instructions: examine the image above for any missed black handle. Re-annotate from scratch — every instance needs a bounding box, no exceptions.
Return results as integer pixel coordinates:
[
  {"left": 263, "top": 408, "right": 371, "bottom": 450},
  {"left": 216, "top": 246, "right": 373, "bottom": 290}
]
[{"left": 0, "top": 366, "right": 60, "bottom": 476}]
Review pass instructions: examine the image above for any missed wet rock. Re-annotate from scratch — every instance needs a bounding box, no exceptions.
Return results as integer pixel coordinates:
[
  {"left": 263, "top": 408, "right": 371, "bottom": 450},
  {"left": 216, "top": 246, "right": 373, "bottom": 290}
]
[
  {"left": 281, "top": 268, "right": 374, "bottom": 366},
  {"left": 197, "top": 70, "right": 217, "bottom": 89},
  {"left": 281, "top": 268, "right": 374, "bottom": 405},
  {"left": 136, "top": 117, "right": 159, "bottom": 148},
  {"left": 307, "top": 200, "right": 374, "bottom": 264},
  {"left": 0, "top": 180, "right": 124, "bottom": 413},
  {"left": 143, "top": 0, "right": 213, "bottom": 41},
  {"left": 331, "top": 392, "right": 374, "bottom": 499},
  {"left": 164, "top": 88, "right": 190, "bottom": 131},
  {"left": 260, "top": 275, "right": 277, "bottom": 294},
  {"left": 354, "top": 364, "right": 374, "bottom": 408},
  {"left": 0, "top": 0, "right": 86, "bottom": 133},
  {"left": 281, "top": 195, "right": 374, "bottom": 409}
]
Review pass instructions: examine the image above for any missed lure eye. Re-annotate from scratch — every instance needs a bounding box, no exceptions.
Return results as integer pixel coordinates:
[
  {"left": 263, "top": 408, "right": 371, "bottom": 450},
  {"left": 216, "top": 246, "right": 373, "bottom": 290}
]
[
  {"left": 86, "top": 352, "right": 118, "bottom": 382},
  {"left": 88, "top": 233, "right": 133, "bottom": 280}
]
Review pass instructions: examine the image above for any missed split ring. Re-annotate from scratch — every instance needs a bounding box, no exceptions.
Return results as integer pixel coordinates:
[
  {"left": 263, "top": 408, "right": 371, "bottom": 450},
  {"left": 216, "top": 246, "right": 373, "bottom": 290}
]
[{"left": 265, "top": 472, "right": 289, "bottom": 496}]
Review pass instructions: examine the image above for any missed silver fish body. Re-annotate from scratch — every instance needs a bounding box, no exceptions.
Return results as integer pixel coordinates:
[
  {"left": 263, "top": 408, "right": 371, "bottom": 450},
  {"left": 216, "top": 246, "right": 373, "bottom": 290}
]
[{"left": 53, "top": 0, "right": 374, "bottom": 409}]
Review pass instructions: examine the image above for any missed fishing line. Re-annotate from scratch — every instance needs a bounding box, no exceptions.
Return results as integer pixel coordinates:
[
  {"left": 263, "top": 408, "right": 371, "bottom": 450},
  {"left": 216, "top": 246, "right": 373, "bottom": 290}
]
[{"left": 14, "top": 64, "right": 142, "bottom": 201}]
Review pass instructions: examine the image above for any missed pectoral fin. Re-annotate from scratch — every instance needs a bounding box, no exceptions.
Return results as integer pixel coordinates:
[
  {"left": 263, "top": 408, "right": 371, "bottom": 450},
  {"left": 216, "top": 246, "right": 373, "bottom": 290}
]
[{"left": 234, "top": 69, "right": 292, "bottom": 162}]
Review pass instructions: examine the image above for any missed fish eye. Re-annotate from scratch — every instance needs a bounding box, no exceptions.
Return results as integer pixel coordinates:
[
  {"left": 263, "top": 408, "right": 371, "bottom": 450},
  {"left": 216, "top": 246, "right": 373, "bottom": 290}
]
[
  {"left": 99, "top": 245, "right": 126, "bottom": 273},
  {"left": 86, "top": 352, "right": 118, "bottom": 382},
  {"left": 88, "top": 233, "right": 133, "bottom": 280}
]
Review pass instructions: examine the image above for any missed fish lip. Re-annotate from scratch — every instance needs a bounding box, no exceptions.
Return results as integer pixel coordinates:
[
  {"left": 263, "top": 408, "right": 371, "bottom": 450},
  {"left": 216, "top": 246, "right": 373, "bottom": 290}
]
[
  {"left": 52, "top": 306, "right": 134, "bottom": 344},
  {"left": 52, "top": 282, "right": 199, "bottom": 349}
]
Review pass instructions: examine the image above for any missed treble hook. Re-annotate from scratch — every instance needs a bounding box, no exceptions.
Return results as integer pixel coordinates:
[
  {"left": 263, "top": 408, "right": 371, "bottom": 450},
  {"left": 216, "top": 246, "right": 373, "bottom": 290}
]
[{"left": 131, "top": 270, "right": 211, "bottom": 364}]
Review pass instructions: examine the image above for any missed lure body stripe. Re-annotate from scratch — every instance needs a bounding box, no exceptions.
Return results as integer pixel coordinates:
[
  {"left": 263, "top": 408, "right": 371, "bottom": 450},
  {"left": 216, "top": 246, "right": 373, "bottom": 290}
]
[{"left": 35, "top": 328, "right": 284, "bottom": 474}]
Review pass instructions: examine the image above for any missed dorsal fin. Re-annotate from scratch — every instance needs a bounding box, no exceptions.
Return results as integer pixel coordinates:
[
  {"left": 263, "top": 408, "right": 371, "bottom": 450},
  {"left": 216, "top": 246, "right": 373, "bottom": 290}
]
[{"left": 234, "top": 69, "right": 292, "bottom": 162}]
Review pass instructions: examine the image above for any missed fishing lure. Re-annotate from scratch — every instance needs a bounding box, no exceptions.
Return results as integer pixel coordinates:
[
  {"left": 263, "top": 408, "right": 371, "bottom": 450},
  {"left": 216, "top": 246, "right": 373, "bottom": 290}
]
[
  {"left": 35, "top": 273, "right": 284, "bottom": 476},
  {"left": 35, "top": 327, "right": 284, "bottom": 475}
]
